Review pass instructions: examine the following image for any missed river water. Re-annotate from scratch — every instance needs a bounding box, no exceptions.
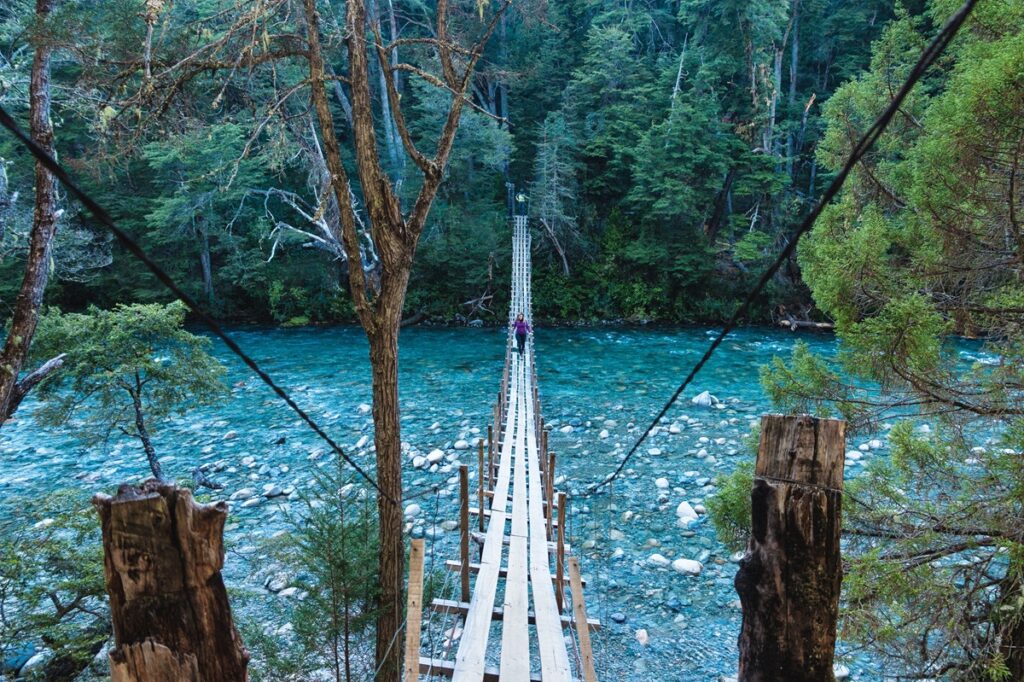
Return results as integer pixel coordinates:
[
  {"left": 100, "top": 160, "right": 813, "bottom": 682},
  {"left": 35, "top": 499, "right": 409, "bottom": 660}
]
[{"left": 2, "top": 325, "right": 886, "bottom": 680}]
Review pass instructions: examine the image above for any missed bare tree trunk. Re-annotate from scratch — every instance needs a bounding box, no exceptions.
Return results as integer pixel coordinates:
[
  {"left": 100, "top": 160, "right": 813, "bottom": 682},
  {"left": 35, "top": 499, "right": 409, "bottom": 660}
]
[
  {"left": 367, "top": 302, "right": 405, "bottom": 682},
  {"left": 131, "top": 385, "right": 163, "bottom": 480},
  {"left": 93, "top": 481, "right": 249, "bottom": 682},
  {"left": 198, "top": 220, "right": 215, "bottom": 306},
  {"left": 0, "top": 0, "right": 59, "bottom": 424},
  {"left": 735, "top": 414, "right": 845, "bottom": 682}
]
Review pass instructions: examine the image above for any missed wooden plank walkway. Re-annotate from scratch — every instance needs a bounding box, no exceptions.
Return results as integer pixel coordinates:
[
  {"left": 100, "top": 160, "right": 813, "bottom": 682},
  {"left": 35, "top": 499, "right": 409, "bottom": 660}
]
[{"left": 407, "top": 215, "right": 598, "bottom": 680}]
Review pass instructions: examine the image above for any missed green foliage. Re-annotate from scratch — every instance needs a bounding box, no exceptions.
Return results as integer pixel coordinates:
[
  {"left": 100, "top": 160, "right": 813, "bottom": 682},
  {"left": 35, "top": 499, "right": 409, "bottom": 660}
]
[
  {"left": 767, "top": 3, "right": 1024, "bottom": 675},
  {"left": 0, "top": 490, "right": 107, "bottom": 680},
  {"left": 30, "top": 302, "right": 228, "bottom": 477},
  {"left": 248, "top": 457, "right": 379, "bottom": 682},
  {"left": 706, "top": 460, "right": 754, "bottom": 552}
]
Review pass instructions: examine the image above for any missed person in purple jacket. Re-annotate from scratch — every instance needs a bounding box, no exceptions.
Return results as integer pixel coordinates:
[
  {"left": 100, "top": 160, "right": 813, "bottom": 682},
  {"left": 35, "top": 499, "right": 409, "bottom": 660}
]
[{"left": 512, "top": 313, "right": 531, "bottom": 356}]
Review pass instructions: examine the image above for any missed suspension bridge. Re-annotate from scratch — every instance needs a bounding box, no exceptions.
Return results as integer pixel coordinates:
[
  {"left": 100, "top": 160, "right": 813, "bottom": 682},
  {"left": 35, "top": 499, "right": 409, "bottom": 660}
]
[{"left": 403, "top": 214, "right": 599, "bottom": 681}]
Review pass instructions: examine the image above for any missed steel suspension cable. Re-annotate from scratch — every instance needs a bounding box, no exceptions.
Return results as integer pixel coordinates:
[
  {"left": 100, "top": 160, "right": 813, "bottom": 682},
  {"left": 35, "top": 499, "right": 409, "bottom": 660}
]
[
  {"left": 0, "top": 106, "right": 394, "bottom": 505},
  {"left": 577, "top": 0, "right": 980, "bottom": 497}
]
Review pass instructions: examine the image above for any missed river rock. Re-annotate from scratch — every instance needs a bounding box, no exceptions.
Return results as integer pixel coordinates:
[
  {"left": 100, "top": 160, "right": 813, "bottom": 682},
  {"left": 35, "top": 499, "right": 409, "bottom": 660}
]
[
  {"left": 655, "top": 477, "right": 669, "bottom": 489},
  {"left": 241, "top": 497, "right": 263, "bottom": 508},
  {"left": 230, "top": 488, "right": 255, "bottom": 501},
  {"left": 672, "top": 558, "right": 703, "bottom": 576},
  {"left": 676, "top": 501, "right": 698, "bottom": 524},
  {"left": 833, "top": 664, "right": 850, "bottom": 679},
  {"left": 223, "top": 430, "right": 237, "bottom": 440},
  {"left": 355, "top": 435, "right": 369, "bottom": 449},
  {"left": 691, "top": 391, "right": 718, "bottom": 407},
  {"left": 357, "top": 403, "right": 371, "bottom": 415},
  {"left": 412, "top": 455, "right": 427, "bottom": 468},
  {"left": 648, "top": 448, "right": 663, "bottom": 456},
  {"left": 611, "top": 612, "right": 627, "bottom": 623},
  {"left": 263, "top": 484, "right": 286, "bottom": 498},
  {"left": 599, "top": 430, "right": 610, "bottom": 439},
  {"left": 647, "top": 553, "right": 671, "bottom": 567},
  {"left": 454, "top": 439, "right": 470, "bottom": 450},
  {"left": 559, "top": 425, "right": 574, "bottom": 433},
  {"left": 427, "top": 449, "right": 445, "bottom": 464},
  {"left": 635, "top": 628, "right": 649, "bottom": 646},
  {"left": 405, "top": 503, "right": 422, "bottom": 519},
  {"left": 265, "top": 573, "right": 288, "bottom": 592},
  {"left": 669, "top": 423, "right": 682, "bottom": 434}
]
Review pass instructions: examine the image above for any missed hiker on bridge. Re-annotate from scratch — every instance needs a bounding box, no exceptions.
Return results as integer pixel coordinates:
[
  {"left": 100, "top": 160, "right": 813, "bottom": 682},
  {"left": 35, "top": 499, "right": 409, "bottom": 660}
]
[{"left": 513, "top": 313, "right": 531, "bottom": 356}]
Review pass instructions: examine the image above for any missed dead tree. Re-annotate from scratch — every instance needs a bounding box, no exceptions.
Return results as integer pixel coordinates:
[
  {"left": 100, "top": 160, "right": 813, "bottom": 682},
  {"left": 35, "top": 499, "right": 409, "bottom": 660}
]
[
  {"left": 735, "top": 414, "right": 846, "bottom": 682},
  {"left": 93, "top": 481, "right": 249, "bottom": 682},
  {"left": 0, "top": 0, "right": 64, "bottom": 424}
]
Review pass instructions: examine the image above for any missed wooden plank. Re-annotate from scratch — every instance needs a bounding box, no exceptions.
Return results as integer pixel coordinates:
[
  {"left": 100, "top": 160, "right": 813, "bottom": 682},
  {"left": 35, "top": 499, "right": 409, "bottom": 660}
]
[
  {"left": 500, "top": 400, "right": 531, "bottom": 681},
  {"left": 568, "top": 557, "right": 598, "bottom": 682},
  {"left": 403, "top": 539, "right": 425, "bottom": 682},
  {"left": 469, "top": 530, "right": 570, "bottom": 554},
  {"left": 523, "top": 366, "right": 574, "bottom": 681},
  {"left": 443, "top": 560, "right": 586, "bottom": 587},
  {"left": 430, "top": 598, "right": 601, "bottom": 630},
  {"left": 419, "top": 657, "right": 552, "bottom": 682},
  {"left": 451, "top": 358, "right": 519, "bottom": 681}
]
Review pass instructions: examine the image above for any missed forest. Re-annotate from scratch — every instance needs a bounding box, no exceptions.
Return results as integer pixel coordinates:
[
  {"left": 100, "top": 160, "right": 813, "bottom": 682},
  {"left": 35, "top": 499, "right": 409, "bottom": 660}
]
[
  {"left": 1, "top": 0, "right": 1023, "bottom": 681},
  {"left": 1, "top": 0, "right": 907, "bottom": 326}
]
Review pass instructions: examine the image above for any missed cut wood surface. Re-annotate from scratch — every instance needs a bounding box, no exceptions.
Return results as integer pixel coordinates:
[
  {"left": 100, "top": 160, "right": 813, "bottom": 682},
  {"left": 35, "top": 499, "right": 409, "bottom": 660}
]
[
  {"left": 735, "top": 414, "right": 846, "bottom": 682},
  {"left": 94, "top": 481, "right": 249, "bottom": 682}
]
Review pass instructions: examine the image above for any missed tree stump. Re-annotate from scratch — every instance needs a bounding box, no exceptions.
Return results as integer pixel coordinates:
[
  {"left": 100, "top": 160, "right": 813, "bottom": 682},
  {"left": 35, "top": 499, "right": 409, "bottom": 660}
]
[
  {"left": 735, "top": 414, "right": 846, "bottom": 682},
  {"left": 93, "top": 481, "right": 249, "bottom": 681}
]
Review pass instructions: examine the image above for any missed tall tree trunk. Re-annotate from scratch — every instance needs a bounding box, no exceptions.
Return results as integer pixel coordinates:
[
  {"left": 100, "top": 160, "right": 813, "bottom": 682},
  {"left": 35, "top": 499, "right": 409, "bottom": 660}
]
[
  {"left": 0, "top": 0, "right": 59, "bottom": 423},
  {"left": 93, "top": 481, "right": 249, "bottom": 682},
  {"left": 367, "top": 294, "right": 406, "bottom": 682}
]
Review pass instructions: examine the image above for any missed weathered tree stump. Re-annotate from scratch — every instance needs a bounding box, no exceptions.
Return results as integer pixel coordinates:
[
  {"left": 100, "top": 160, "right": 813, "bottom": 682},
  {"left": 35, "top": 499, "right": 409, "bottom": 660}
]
[
  {"left": 735, "top": 414, "right": 846, "bottom": 682},
  {"left": 93, "top": 481, "right": 249, "bottom": 682}
]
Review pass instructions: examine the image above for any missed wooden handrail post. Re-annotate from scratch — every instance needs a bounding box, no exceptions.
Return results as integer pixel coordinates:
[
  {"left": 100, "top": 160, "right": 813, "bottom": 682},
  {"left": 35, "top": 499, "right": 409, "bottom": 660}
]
[
  {"left": 487, "top": 424, "right": 495, "bottom": 491},
  {"left": 556, "top": 491, "right": 566, "bottom": 613},
  {"left": 477, "top": 440, "right": 485, "bottom": 533},
  {"left": 403, "top": 539, "right": 425, "bottom": 681},
  {"left": 568, "top": 557, "right": 597, "bottom": 682},
  {"left": 459, "top": 465, "right": 470, "bottom": 603},
  {"left": 736, "top": 414, "right": 846, "bottom": 682},
  {"left": 546, "top": 453, "right": 556, "bottom": 540}
]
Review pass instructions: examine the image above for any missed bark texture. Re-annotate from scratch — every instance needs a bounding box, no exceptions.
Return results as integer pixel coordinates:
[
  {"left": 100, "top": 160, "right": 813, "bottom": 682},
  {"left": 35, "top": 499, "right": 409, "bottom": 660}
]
[
  {"left": 0, "top": 0, "right": 60, "bottom": 423},
  {"left": 93, "top": 481, "right": 248, "bottom": 682},
  {"left": 735, "top": 414, "right": 846, "bottom": 682}
]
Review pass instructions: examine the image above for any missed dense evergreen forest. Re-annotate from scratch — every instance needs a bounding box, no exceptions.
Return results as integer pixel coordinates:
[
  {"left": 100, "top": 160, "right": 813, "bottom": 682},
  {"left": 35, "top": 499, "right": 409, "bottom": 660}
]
[
  {"left": 2, "top": 0, "right": 902, "bottom": 325},
  {"left": 2, "top": 0, "right": 1024, "bottom": 680}
]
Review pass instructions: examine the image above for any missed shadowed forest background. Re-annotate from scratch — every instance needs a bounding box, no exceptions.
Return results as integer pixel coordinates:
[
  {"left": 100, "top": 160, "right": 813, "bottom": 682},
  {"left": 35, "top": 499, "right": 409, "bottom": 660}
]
[{"left": 3, "top": 0, "right": 908, "bottom": 326}]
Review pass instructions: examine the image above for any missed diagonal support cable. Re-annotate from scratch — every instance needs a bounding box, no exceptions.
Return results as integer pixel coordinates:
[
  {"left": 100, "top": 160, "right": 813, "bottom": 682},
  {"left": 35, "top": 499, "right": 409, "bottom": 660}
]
[
  {"left": 0, "top": 105, "right": 394, "bottom": 506},
  {"left": 580, "top": 0, "right": 980, "bottom": 497}
]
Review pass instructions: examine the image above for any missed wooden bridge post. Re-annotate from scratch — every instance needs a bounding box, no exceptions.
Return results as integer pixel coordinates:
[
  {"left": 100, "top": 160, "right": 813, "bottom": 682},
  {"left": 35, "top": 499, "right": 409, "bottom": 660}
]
[
  {"left": 568, "top": 557, "right": 598, "bottom": 682},
  {"left": 459, "top": 464, "right": 471, "bottom": 603},
  {"left": 546, "top": 453, "right": 556, "bottom": 540},
  {"left": 556, "top": 491, "right": 566, "bottom": 613},
  {"left": 487, "top": 425, "right": 495, "bottom": 491},
  {"left": 477, "top": 440, "right": 485, "bottom": 533},
  {"left": 93, "top": 481, "right": 249, "bottom": 682},
  {"left": 403, "top": 539, "right": 425, "bottom": 682},
  {"left": 735, "top": 414, "right": 846, "bottom": 682}
]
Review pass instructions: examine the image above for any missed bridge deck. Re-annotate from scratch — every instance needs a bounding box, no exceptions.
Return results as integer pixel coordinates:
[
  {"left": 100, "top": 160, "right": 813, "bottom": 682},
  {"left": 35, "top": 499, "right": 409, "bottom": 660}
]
[{"left": 410, "top": 216, "right": 596, "bottom": 681}]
